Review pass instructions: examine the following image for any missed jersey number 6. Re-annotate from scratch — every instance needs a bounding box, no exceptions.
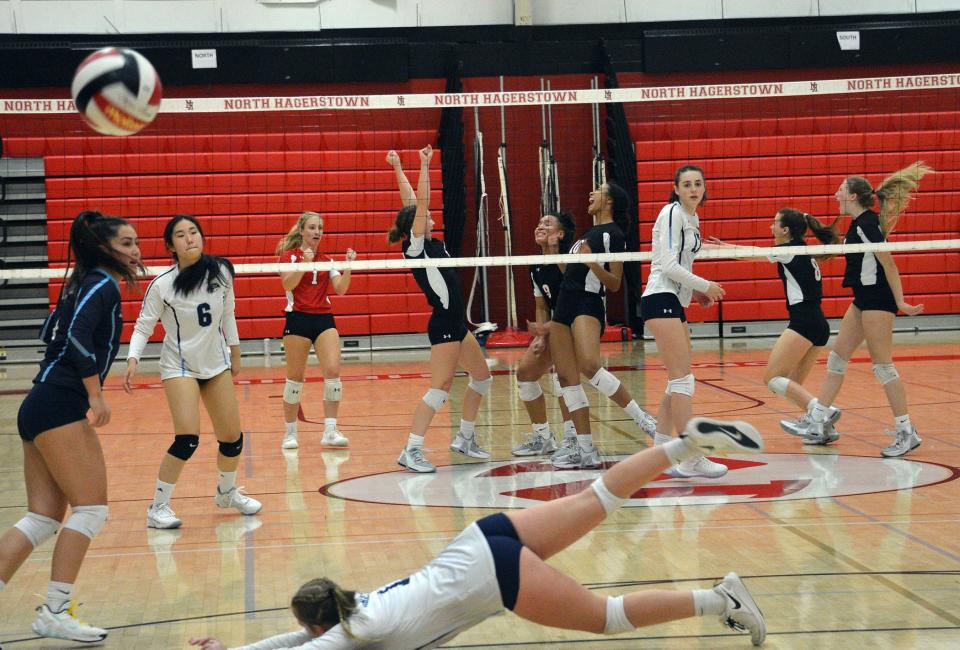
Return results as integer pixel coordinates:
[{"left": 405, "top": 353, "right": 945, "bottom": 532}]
[{"left": 197, "top": 302, "right": 212, "bottom": 327}]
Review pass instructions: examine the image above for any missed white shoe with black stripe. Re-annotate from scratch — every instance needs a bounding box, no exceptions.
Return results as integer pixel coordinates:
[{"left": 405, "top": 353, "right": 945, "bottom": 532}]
[
  {"left": 681, "top": 417, "right": 764, "bottom": 455},
  {"left": 714, "top": 572, "right": 766, "bottom": 646}
]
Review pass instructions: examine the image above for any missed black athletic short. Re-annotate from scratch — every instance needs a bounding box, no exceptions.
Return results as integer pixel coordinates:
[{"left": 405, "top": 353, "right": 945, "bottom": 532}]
[
  {"left": 477, "top": 513, "right": 522, "bottom": 611},
  {"left": 852, "top": 285, "right": 898, "bottom": 314},
  {"left": 428, "top": 311, "right": 469, "bottom": 345},
  {"left": 17, "top": 382, "right": 89, "bottom": 441},
  {"left": 640, "top": 292, "right": 687, "bottom": 323},
  {"left": 787, "top": 302, "right": 830, "bottom": 347},
  {"left": 283, "top": 311, "right": 337, "bottom": 342},
  {"left": 553, "top": 289, "right": 606, "bottom": 333}
]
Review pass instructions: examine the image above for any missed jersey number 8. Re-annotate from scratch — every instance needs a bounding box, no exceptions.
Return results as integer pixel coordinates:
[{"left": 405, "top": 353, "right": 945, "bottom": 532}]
[{"left": 810, "top": 259, "right": 822, "bottom": 281}]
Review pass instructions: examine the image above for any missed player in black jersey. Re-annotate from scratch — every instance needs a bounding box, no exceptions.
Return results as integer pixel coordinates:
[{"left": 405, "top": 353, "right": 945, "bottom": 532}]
[
  {"left": 756, "top": 209, "right": 845, "bottom": 438},
  {"left": 511, "top": 211, "right": 577, "bottom": 456},
  {"left": 796, "top": 162, "right": 930, "bottom": 457},
  {"left": 387, "top": 146, "right": 493, "bottom": 473},
  {"left": 1, "top": 211, "right": 141, "bottom": 643},
  {"left": 549, "top": 182, "right": 657, "bottom": 469}
]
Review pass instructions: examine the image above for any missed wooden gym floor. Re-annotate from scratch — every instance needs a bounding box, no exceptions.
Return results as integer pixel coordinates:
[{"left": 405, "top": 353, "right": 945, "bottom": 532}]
[{"left": 1, "top": 331, "right": 958, "bottom": 649}]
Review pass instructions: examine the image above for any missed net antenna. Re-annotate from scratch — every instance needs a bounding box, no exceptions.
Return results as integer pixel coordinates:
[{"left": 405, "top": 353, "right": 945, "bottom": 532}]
[
  {"left": 591, "top": 76, "right": 607, "bottom": 197},
  {"left": 539, "top": 79, "right": 560, "bottom": 218},
  {"left": 496, "top": 76, "right": 519, "bottom": 333},
  {"left": 466, "top": 107, "right": 496, "bottom": 334}
]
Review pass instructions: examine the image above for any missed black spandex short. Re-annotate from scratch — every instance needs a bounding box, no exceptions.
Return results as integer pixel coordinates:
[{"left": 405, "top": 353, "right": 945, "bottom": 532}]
[
  {"left": 17, "top": 382, "right": 89, "bottom": 441},
  {"left": 553, "top": 290, "right": 606, "bottom": 333},
  {"left": 283, "top": 311, "right": 337, "bottom": 342},
  {"left": 427, "top": 311, "right": 469, "bottom": 345},
  {"left": 640, "top": 292, "right": 687, "bottom": 323},
  {"left": 852, "top": 285, "right": 898, "bottom": 314},
  {"left": 476, "top": 513, "right": 522, "bottom": 611},
  {"left": 787, "top": 302, "right": 830, "bottom": 347}
]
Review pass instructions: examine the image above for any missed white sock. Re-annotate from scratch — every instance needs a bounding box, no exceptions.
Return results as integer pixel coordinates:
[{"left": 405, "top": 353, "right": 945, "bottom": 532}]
[
  {"left": 284, "top": 420, "right": 297, "bottom": 435},
  {"left": 576, "top": 433, "right": 594, "bottom": 449},
  {"left": 154, "top": 480, "right": 176, "bottom": 507},
  {"left": 324, "top": 417, "right": 337, "bottom": 433},
  {"left": 663, "top": 438, "right": 699, "bottom": 465},
  {"left": 653, "top": 432, "right": 673, "bottom": 446},
  {"left": 46, "top": 580, "right": 73, "bottom": 614},
  {"left": 894, "top": 414, "right": 912, "bottom": 432},
  {"left": 563, "top": 420, "right": 577, "bottom": 438},
  {"left": 217, "top": 471, "right": 237, "bottom": 494},
  {"left": 407, "top": 433, "right": 425, "bottom": 449},
  {"left": 460, "top": 420, "right": 476, "bottom": 437},
  {"left": 810, "top": 400, "right": 830, "bottom": 423},
  {"left": 0, "top": 578, "right": 6, "bottom": 592},
  {"left": 624, "top": 400, "right": 644, "bottom": 421},
  {"left": 805, "top": 397, "right": 818, "bottom": 411},
  {"left": 532, "top": 422, "right": 550, "bottom": 438},
  {"left": 692, "top": 588, "right": 727, "bottom": 616}
]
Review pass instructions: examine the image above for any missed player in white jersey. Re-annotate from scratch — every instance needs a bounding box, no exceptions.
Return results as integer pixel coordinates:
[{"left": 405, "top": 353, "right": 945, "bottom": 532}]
[
  {"left": 124, "top": 215, "right": 262, "bottom": 530},
  {"left": 190, "top": 417, "right": 767, "bottom": 650},
  {"left": 640, "top": 165, "right": 728, "bottom": 479}
]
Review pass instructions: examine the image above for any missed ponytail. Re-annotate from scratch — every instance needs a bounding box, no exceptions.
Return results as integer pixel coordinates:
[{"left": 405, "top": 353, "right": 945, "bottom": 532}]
[
  {"left": 65, "top": 210, "right": 139, "bottom": 295},
  {"left": 843, "top": 161, "right": 932, "bottom": 235},
  {"left": 276, "top": 211, "right": 322, "bottom": 256},
  {"left": 387, "top": 205, "right": 416, "bottom": 244},
  {"left": 291, "top": 577, "right": 360, "bottom": 639},
  {"left": 777, "top": 208, "right": 840, "bottom": 260}
]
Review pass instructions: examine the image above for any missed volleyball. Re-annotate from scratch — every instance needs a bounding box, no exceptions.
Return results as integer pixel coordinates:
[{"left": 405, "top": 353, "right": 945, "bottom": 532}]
[{"left": 70, "top": 47, "right": 162, "bottom": 136}]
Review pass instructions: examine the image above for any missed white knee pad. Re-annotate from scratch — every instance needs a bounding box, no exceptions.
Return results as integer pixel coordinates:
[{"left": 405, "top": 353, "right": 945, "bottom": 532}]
[
  {"left": 283, "top": 379, "right": 304, "bottom": 404},
  {"left": 62, "top": 505, "right": 108, "bottom": 540},
  {"left": 324, "top": 378, "right": 342, "bottom": 402},
  {"left": 588, "top": 368, "right": 621, "bottom": 398},
  {"left": 561, "top": 384, "right": 589, "bottom": 412},
  {"left": 873, "top": 363, "right": 899, "bottom": 385},
  {"left": 468, "top": 376, "right": 493, "bottom": 396},
  {"left": 665, "top": 374, "right": 695, "bottom": 397},
  {"left": 590, "top": 477, "right": 626, "bottom": 517},
  {"left": 13, "top": 512, "right": 60, "bottom": 548},
  {"left": 826, "top": 351, "right": 848, "bottom": 375},
  {"left": 604, "top": 595, "right": 634, "bottom": 635},
  {"left": 422, "top": 388, "right": 449, "bottom": 411},
  {"left": 517, "top": 380, "right": 543, "bottom": 402},
  {"left": 767, "top": 376, "right": 790, "bottom": 397}
]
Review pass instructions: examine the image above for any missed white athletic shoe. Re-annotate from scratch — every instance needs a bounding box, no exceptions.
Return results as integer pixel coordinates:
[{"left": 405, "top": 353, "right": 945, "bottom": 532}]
[
  {"left": 667, "top": 456, "right": 728, "bottom": 479},
  {"left": 451, "top": 432, "right": 491, "bottom": 460},
  {"left": 281, "top": 430, "right": 299, "bottom": 449},
  {"left": 681, "top": 417, "right": 764, "bottom": 455},
  {"left": 321, "top": 429, "right": 349, "bottom": 447},
  {"left": 635, "top": 410, "right": 658, "bottom": 439},
  {"left": 215, "top": 486, "right": 263, "bottom": 515},
  {"left": 551, "top": 444, "right": 601, "bottom": 469},
  {"left": 32, "top": 602, "right": 108, "bottom": 644},
  {"left": 781, "top": 407, "right": 842, "bottom": 437},
  {"left": 801, "top": 421, "right": 840, "bottom": 446},
  {"left": 146, "top": 503, "right": 182, "bottom": 529},
  {"left": 550, "top": 436, "right": 579, "bottom": 463},
  {"left": 715, "top": 572, "right": 766, "bottom": 646},
  {"left": 397, "top": 446, "right": 436, "bottom": 473},
  {"left": 881, "top": 427, "right": 922, "bottom": 458},
  {"left": 512, "top": 433, "right": 558, "bottom": 456}
]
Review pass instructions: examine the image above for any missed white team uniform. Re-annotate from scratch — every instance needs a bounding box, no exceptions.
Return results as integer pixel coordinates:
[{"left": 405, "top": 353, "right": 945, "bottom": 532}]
[
  {"left": 128, "top": 264, "right": 240, "bottom": 380},
  {"left": 642, "top": 201, "right": 711, "bottom": 307},
  {"left": 234, "top": 523, "right": 503, "bottom": 650}
]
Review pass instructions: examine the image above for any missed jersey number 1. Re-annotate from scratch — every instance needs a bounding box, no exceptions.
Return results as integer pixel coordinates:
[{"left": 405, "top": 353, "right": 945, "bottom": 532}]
[{"left": 197, "top": 303, "right": 212, "bottom": 327}]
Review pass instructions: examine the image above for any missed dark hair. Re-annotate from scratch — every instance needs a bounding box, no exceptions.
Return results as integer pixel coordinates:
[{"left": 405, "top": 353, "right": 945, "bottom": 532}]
[
  {"left": 602, "top": 182, "right": 632, "bottom": 233},
  {"left": 291, "top": 578, "right": 359, "bottom": 639},
  {"left": 668, "top": 164, "right": 707, "bottom": 206},
  {"left": 65, "top": 210, "right": 140, "bottom": 293},
  {"left": 844, "top": 161, "right": 932, "bottom": 235},
  {"left": 163, "top": 215, "right": 234, "bottom": 296},
  {"left": 777, "top": 208, "right": 840, "bottom": 245},
  {"left": 387, "top": 204, "right": 417, "bottom": 244},
  {"left": 553, "top": 210, "right": 577, "bottom": 253}
]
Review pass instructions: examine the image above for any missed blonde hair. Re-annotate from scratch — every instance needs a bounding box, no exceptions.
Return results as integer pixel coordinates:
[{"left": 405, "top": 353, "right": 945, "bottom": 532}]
[
  {"left": 276, "top": 211, "right": 323, "bottom": 255},
  {"left": 291, "top": 577, "right": 360, "bottom": 639},
  {"left": 844, "top": 161, "right": 932, "bottom": 235}
]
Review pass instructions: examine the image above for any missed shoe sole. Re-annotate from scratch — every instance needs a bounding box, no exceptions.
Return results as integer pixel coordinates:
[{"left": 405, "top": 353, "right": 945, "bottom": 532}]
[
  {"left": 397, "top": 461, "right": 436, "bottom": 473},
  {"left": 281, "top": 442, "right": 299, "bottom": 449},
  {"left": 685, "top": 417, "right": 763, "bottom": 454},
  {"left": 881, "top": 437, "right": 922, "bottom": 458},
  {"left": 666, "top": 466, "right": 728, "bottom": 479},
  {"left": 31, "top": 627, "right": 107, "bottom": 644},
  {"left": 450, "top": 446, "right": 491, "bottom": 460},
  {"left": 802, "top": 434, "right": 840, "bottom": 446},
  {"left": 719, "top": 572, "right": 766, "bottom": 646}
]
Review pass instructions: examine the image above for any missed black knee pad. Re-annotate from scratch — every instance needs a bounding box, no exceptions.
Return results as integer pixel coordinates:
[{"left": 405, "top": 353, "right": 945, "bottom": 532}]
[
  {"left": 167, "top": 434, "right": 200, "bottom": 461},
  {"left": 218, "top": 433, "right": 243, "bottom": 458}
]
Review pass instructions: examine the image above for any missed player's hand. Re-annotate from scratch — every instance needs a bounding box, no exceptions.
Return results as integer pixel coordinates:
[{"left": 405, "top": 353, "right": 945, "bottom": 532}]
[
  {"left": 419, "top": 144, "right": 433, "bottom": 165},
  {"left": 345, "top": 248, "right": 357, "bottom": 262},
  {"left": 706, "top": 236, "right": 731, "bottom": 246},
  {"left": 87, "top": 396, "right": 111, "bottom": 428},
  {"left": 123, "top": 358, "right": 138, "bottom": 394},
  {"left": 692, "top": 290, "right": 715, "bottom": 308},
  {"left": 530, "top": 336, "right": 546, "bottom": 355},
  {"left": 386, "top": 150, "right": 401, "bottom": 168},
  {"left": 899, "top": 301, "right": 924, "bottom": 316},
  {"left": 301, "top": 247, "right": 315, "bottom": 263},
  {"left": 704, "top": 281, "right": 725, "bottom": 302},
  {"left": 189, "top": 638, "right": 227, "bottom": 650},
  {"left": 230, "top": 346, "right": 241, "bottom": 377},
  {"left": 526, "top": 320, "right": 548, "bottom": 337}
]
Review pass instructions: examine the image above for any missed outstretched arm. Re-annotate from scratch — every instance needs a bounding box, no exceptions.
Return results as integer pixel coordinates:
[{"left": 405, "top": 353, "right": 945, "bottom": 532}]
[
  {"left": 411, "top": 144, "right": 433, "bottom": 238},
  {"left": 387, "top": 150, "right": 416, "bottom": 207}
]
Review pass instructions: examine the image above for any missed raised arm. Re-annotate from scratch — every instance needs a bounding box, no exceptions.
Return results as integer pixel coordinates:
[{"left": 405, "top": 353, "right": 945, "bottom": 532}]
[
  {"left": 330, "top": 248, "right": 357, "bottom": 295},
  {"left": 411, "top": 144, "right": 433, "bottom": 238},
  {"left": 387, "top": 149, "right": 416, "bottom": 207}
]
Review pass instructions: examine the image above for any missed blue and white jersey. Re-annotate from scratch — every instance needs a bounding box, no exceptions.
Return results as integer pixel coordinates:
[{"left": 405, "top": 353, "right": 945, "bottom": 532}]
[
  {"left": 234, "top": 523, "right": 503, "bottom": 650},
  {"left": 127, "top": 263, "right": 240, "bottom": 380},
  {"left": 35, "top": 269, "right": 122, "bottom": 392},
  {"left": 642, "top": 201, "right": 711, "bottom": 307}
]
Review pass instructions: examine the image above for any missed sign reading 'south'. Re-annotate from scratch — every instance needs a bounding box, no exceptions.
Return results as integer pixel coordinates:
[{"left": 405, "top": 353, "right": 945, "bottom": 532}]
[{"left": 322, "top": 454, "right": 957, "bottom": 509}]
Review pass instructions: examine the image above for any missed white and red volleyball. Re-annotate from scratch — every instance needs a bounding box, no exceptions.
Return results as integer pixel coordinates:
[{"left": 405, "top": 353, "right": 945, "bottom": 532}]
[{"left": 71, "top": 47, "right": 162, "bottom": 136}]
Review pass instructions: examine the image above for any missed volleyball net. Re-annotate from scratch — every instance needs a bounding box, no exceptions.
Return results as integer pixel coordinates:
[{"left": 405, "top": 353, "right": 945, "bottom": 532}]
[{"left": 1, "top": 69, "right": 958, "bottom": 340}]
